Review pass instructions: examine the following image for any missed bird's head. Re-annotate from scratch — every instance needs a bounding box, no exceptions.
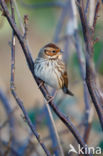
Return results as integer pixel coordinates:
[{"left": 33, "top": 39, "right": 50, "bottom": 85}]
[{"left": 38, "top": 43, "right": 63, "bottom": 60}]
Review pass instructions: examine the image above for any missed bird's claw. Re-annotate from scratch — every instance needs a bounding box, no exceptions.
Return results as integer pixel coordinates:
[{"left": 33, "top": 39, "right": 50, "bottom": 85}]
[
  {"left": 47, "top": 95, "right": 54, "bottom": 103},
  {"left": 38, "top": 81, "right": 44, "bottom": 88}
]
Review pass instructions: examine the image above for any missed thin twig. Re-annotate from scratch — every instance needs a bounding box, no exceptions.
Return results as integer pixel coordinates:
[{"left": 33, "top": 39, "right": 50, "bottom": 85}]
[
  {"left": 0, "top": 89, "right": 15, "bottom": 141},
  {"left": 45, "top": 101, "right": 64, "bottom": 156},
  {"left": 13, "top": 0, "right": 33, "bottom": 63},
  {"left": 0, "top": 1, "right": 92, "bottom": 155},
  {"left": 13, "top": 0, "right": 25, "bottom": 33},
  {"left": 0, "top": 106, "right": 18, "bottom": 130},
  {"left": 85, "top": 0, "right": 90, "bottom": 15},
  {"left": 0, "top": 140, "right": 20, "bottom": 156},
  {"left": 4, "top": 137, "right": 12, "bottom": 156},
  {"left": 74, "top": 32, "right": 92, "bottom": 142},
  {"left": 10, "top": 48, "right": 51, "bottom": 156},
  {"left": 23, "top": 15, "right": 28, "bottom": 40},
  {"left": 83, "top": 107, "right": 94, "bottom": 143},
  {"left": 67, "top": 0, "right": 92, "bottom": 143},
  {"left": 10, "top": 1, "right": 51, "bottom": 156},
  {"left": 93, "top": 0, "right": 100, "bottom": 29}
]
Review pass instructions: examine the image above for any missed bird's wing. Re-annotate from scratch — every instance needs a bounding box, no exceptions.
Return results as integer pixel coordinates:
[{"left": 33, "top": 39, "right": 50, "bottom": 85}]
[
  {"left": 62, "top": 70, "right": 68, "bottom": 88},
  {"left": 57, "top": 59, "right": 69, "bottom": 88}
]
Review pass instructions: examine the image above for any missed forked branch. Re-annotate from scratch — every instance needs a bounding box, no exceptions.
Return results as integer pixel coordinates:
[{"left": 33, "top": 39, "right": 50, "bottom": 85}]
[
  {"left": 10, "top": 0, "right": 51, "bottom": 155},
  {"left": 77, "top": 0, "right": 103, "bottom": 130}
]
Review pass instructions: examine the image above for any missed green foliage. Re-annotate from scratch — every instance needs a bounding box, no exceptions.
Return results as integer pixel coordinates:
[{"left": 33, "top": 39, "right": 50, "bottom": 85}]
[
  {"left": 94, "top": 42, "right": 103, "bottom": 74},
  {"left": 71, "top": 40, "right": 103, "bottom": 76},
  {"left": 94, "top": 42, "right": 102, "bottom": 62}
]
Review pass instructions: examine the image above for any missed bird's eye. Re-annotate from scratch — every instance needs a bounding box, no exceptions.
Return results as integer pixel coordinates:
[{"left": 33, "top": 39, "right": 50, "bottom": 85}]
[{"left": 52, "top": 50, "right": 56, "bottom": 53}]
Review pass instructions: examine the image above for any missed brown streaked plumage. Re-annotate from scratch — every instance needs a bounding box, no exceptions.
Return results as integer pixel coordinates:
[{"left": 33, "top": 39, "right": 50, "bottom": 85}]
[{"left": 34, "top": 43, "right": 73, "bottom": 96}]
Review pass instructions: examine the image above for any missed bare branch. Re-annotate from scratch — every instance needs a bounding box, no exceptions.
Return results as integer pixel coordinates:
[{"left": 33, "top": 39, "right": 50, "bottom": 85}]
[
  {"left": 0, "top": 89, "right": 15, "bottom": 133},
  {"left": 0, "top": 140, "right": 21, "bottom": 156},
  {"left": 67, "top": 0, "right": 92, "bottom": 144},
  {"left": 9, "top": 0, "right": 51, "bottom": 155},
  {"left": 77, "top": 0, "right": 103, "bottom": 130},
  {"left": 0, "top": 88, "right": 16, "bottom": 155},
  {"left": 23, "top": 15, "right": 28, "bottom": 40},
  {"left": 13, "top": 0, "right": 25, "bottom": 33},
  {"left": 83, "top": 107, "right": 94, "bottom": 143},
  {"left": 45, "top": 100, "right": 64, "bottom": 156},
  {"left": 93, "top": 0, "right": 100, "bottom": 29},
  {"left": 0, "top": 106, "right": 18, "bottom": 130}
]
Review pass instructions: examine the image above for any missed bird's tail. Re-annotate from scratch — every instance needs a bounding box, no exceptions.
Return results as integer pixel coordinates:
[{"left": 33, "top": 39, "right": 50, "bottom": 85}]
[{"left": 62, "top": 87, "right": 74, "bottom": 96}]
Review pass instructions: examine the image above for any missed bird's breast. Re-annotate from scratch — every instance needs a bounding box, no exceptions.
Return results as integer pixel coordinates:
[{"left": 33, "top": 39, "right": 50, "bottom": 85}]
[{"left": 34, "top": 58, "right": 64, "bottom": 89}]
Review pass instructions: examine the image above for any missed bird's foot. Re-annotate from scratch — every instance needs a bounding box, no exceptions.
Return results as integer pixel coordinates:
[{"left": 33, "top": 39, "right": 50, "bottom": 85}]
[
  {"left": 47, "top": 96, "right": 54, "bottom": 103},
  {"left": 47, "top": 91, "right": 57, "bottom": 103},
  {"left": 38, "top": 81, "right": 44, "bottom": 88}
]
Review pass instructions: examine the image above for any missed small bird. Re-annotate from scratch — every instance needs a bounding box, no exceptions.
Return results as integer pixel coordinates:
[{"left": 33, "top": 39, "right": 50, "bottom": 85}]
[{"left": 34, "top": 43, "right": 73, "bottom": 96}]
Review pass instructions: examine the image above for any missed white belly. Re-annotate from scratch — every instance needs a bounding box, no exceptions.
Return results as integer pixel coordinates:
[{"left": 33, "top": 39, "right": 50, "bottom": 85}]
[{"left": 34, "top": 59, "right": 61, "bottom": 89}]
